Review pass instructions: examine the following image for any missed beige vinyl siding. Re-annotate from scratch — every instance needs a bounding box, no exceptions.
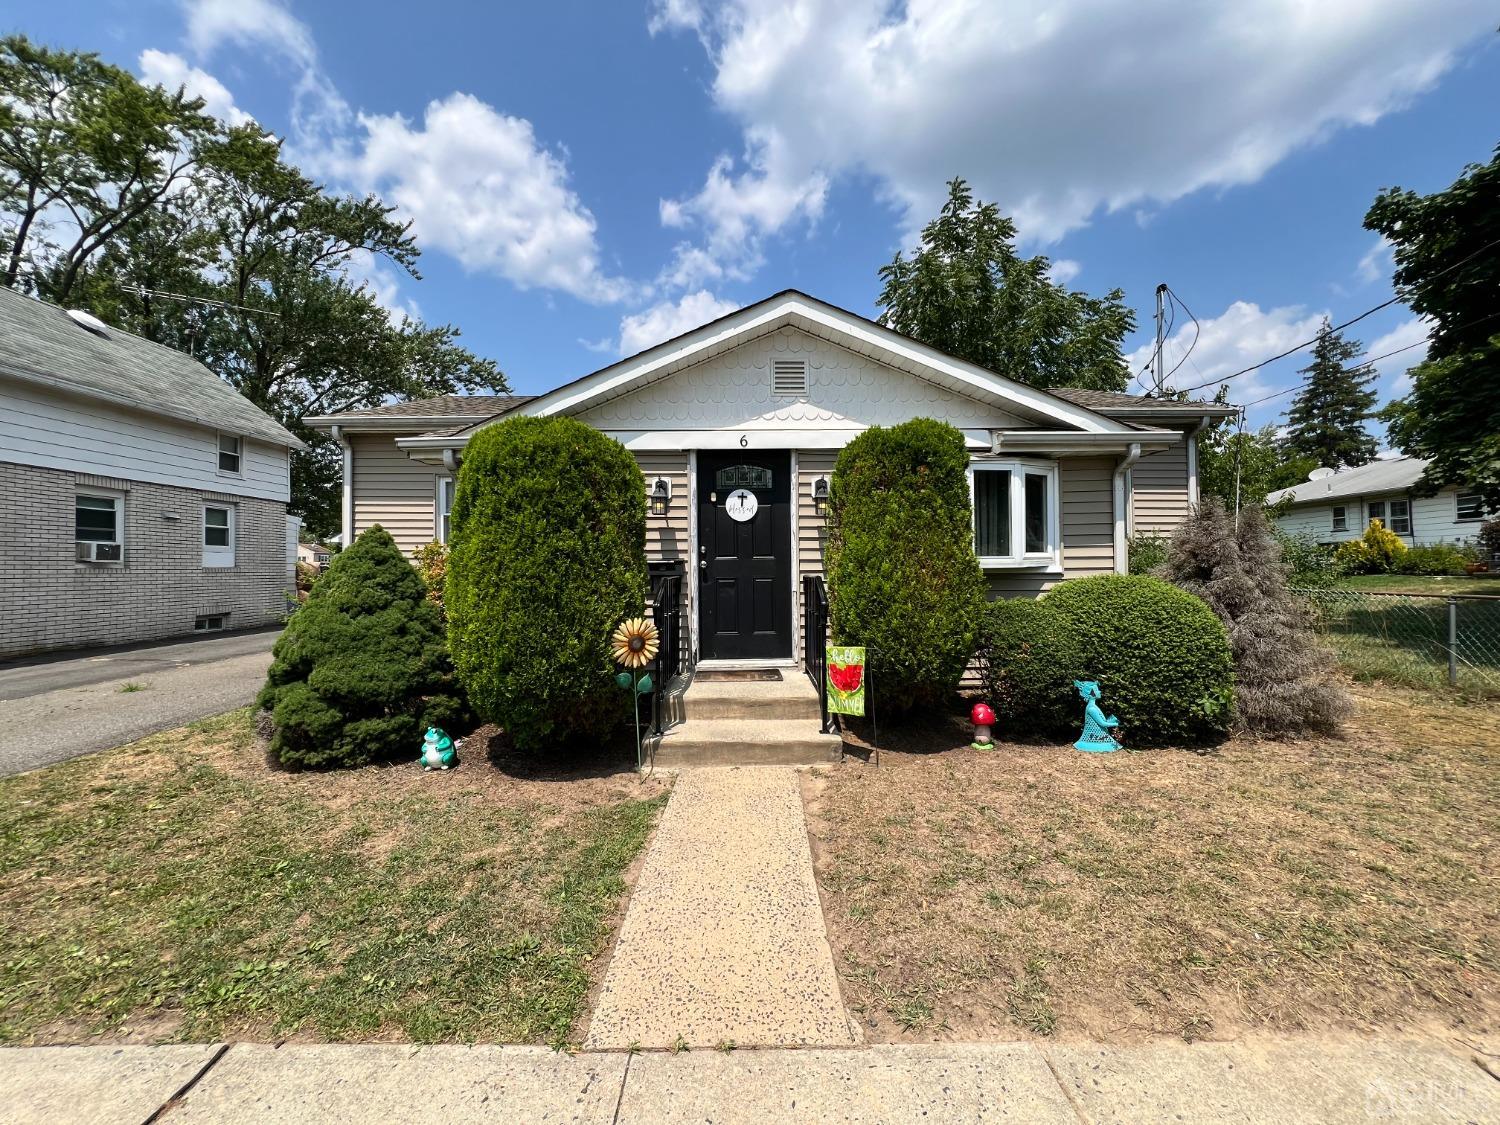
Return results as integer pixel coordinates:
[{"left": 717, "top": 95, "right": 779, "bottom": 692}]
[
  {"left": 349, "top": 434, "right": 442, "bottom": 557},
  {"left": 636, "top": 452, "right": 691, "bottom": 658},
  {"left": 795, "top": 451, "right": 837, "bottom": 662},
  {"left": 986, "top": 455, "right": 1116, "bottom": 599},
  {"left": 1131, "top": 436, "right": 1190, "bottom": 536}
]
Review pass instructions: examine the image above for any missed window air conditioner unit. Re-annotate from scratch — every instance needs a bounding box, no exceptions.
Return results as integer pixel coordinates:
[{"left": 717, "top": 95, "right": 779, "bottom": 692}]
[{"left": 77, "top": 542, "right": 122, "bottom": 563}]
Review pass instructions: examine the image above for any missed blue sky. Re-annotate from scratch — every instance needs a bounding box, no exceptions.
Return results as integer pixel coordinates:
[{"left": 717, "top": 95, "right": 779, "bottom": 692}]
[{"left": 13, "top": 1, "right": 1499, "bottom": 430}]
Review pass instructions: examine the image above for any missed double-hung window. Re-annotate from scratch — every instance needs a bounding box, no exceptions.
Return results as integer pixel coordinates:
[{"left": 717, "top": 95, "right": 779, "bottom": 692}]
[
  {"left": 203, "top": 505, "right": 235, "bottom": 567},
  {"left": 76, "top": 494, "right": 123, "bottom": 563},
  {"left": 1331, "top": 505, "right": 1348, "bottom": 533},
  {"left": 1366, "top": 500, "right": 1385, "bottom": 527},
  {"left": 1457, "top": 492, "right": 1484, "bottom": 522},
  {"left": 218, "top": 433, "right": 242, "bottom": 474},
  {"left": 970, "top": 461, "right": 1059, "bottom": 568},
  {"left": 437, "top": 477, "right": 455, "bottom": 543},
  {"left": 1387, "top": 498, "right": 1411, "bottom": 535}
]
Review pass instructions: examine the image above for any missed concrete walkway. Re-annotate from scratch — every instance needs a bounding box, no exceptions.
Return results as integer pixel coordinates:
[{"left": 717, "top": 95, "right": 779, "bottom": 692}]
[
  {"left": 2, "top": 1038, "right": 1495, "bottom": 1123},
  {"left": 0, "top": 628, "right": 278, "bottom": 777},
  {"left": 585, "top": 766, "right": 856, "bottom": 1049}
]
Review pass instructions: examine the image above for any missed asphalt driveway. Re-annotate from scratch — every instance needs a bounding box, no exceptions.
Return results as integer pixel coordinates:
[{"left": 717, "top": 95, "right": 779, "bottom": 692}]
[{"left": 0, "top": 629, "right": 280, "bottom": 777}]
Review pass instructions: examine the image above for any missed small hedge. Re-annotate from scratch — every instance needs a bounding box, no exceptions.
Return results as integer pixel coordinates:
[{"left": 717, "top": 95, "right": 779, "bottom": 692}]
[
  {"left": 445, "top": 415, "right": 647, "bottom": 753},
  {"left": 825, "top": 418, "right": 986, "bottom": 711},
  {"left": 977, "top": 575, "right": 1235, "bottom": 745},
  {"left": 1334, "top": 519, "right": 1406, "bottom": 574},
  {"left": 257, "top": 525, "right": 465, "bottom": 769}
]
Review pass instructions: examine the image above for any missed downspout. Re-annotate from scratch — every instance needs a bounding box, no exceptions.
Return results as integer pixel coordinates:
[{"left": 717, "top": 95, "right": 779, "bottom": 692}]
[
  {"left": 1186, "top": 414, "right": 1211, "bottom": 508},
  {"left": 1113, "top": 442, "right": 1143, "bottom": 574},
  {"left": 332, "top": 424, "right": 353, "bottom": 547},
  {"left": 442, "top": 448, "right": 458, "bottom": 474}
]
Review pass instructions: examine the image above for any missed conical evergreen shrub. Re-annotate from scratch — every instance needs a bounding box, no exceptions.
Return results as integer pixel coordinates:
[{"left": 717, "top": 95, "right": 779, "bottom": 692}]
[
  {"left": 1164, "top": 499, "right": 1349, "bottom": 737},
  {"left": 257, "top": 525, "right": 465, "bottom": 769}
]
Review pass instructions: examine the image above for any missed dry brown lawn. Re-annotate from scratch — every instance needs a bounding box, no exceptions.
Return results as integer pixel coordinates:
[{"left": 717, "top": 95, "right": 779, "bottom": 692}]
[{"left": 804, "top": 684, "right": 1499, "bottom": 1045}]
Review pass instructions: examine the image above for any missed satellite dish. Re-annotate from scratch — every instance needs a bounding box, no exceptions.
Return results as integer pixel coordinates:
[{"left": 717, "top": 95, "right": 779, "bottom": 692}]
[
  {"left": 65, "top": 308, "right": 111, "bottom": 339},
  {"left": 1307, "top": 466, "right": 1336, "bottom": 481}
]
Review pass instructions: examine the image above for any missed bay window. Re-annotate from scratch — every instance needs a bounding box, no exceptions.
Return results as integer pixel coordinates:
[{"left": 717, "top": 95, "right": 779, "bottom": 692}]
[{"left": 970, "top": 460, "right": 1059, "bottom": 568}]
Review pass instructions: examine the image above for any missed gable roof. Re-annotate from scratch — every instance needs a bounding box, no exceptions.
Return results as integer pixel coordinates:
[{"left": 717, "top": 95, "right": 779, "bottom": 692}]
[
  {"left": 455, "top": 290, "right": 1162, "bottom": 439},
  {"left": 0, "top": 287, "right": 303, "bottom": 449},
  {"left": 1267, "top": 456, "right": 1432, "bottom": 505}
]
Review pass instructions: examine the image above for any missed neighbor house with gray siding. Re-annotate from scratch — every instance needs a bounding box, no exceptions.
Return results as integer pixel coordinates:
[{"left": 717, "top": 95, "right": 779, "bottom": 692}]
[
  {"left": 308, "top": 290, "right": 1229, "bottom": 669},
  {"left": 0, "top": 287, "right": 304, "bottom": 660}
]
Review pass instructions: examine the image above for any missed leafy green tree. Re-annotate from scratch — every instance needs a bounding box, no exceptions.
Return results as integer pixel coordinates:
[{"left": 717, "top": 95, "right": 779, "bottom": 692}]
[
  {"left": 445, "top": 416, "right": 648, "bottom": 754},
  {"left": 1367, "top": 144, "right": 1500, "bottom": 509},
  {"left": 1198, "top": 420, "right": 1318, "bottom": 511},
  {"left": 825, "top": 417, "right": 987, "bottom": 712},
  {"left": 257, "top": 525, "right": 466, "bottom": 769},
  {"left": 0, "top": 35, "right": 215, "bottom": 297},
  {"left": 1283, "top": 320, "right": 1378, "bottom": 469},
  {"left": 2, "top": 37, "right": 506, "bottom": 536},
  {"left": 877, "top": 178, "right": 1135, "bottom": 390}
]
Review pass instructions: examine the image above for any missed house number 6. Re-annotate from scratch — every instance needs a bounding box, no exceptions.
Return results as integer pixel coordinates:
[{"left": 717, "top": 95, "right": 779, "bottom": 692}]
[{"left": 739, "top": 434, "right": 748, "bottom": 447}]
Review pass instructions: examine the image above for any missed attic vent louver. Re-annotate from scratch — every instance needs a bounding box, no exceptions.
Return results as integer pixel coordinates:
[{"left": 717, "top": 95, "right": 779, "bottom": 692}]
[
  {"left": 65, "top": 308, "right": 111, "bottom": 339},
  {"left": 771, "top": 358, "right": 808, "bottom": 397}
]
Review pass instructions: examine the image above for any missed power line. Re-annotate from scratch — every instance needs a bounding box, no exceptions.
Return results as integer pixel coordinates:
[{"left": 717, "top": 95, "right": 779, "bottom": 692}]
[
  {"left": 118, "top": 283, "right": 282, "bottom": 319},
  {"left": 1174, "top": 234, "right": 1500, "bottom": 396},
  {"left": 1160, "top": 286, "right": 1200, "bottom": 384}
]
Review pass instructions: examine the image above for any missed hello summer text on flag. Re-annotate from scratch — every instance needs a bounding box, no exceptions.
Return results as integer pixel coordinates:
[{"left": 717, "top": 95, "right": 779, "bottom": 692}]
[{"left": 826, "top": 645, "right": 865, "bottom": 716}]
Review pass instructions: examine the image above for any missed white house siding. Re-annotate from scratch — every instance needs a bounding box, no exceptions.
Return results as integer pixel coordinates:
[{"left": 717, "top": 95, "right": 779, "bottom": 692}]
[
  {"left": 1130, "top": 438, "right": 1191, "bottom": 536},
  {"left": 349, "top": 434, "right": 446, "bottom": 557},
  {"left": 0, "top": 379, "right": 289, "bottom": 503},
  {"left": 0, "top": 461, "right": 289, "bottom": 659},
  {"left": 1275, "top": 487, "right": 1486, "bottom": 546}
]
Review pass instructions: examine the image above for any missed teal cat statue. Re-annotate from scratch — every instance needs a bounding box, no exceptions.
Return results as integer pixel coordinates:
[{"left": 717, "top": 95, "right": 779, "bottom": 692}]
[
  {"left": 418, "top": 727, "right": 458, "bottom": 770},
  {"left": 1073, "top": 680, "right": 1121, "bottom": 753}
]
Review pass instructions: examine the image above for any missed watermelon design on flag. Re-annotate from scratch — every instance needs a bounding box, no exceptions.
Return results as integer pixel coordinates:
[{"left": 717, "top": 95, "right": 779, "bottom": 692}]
[{"left": 829, "top": 662, "right": 863, "bottom": 694}]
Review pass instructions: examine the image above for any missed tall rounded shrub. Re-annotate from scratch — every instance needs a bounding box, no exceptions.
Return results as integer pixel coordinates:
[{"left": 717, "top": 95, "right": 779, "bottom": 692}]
[
  {"left": 257, "top": 525, "right": 464, "bottom": 769},
  {"left": 825, "top": 418, "right": 986, "bottom": 711},
  {"left": 446, "top": 416, "right": 647, "bottom": 752}
]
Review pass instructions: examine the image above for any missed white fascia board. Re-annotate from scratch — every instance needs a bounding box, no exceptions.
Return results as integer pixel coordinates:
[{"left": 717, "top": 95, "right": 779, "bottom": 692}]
[
  {"left": 994, "top": 429, "right": 1180, "bottom": 454},
  {"left": 598, "top": 427, "right": 992, "bottom": 452},
  {"left": 513, "top": 292, "right": 1131, "bottom": 436}
]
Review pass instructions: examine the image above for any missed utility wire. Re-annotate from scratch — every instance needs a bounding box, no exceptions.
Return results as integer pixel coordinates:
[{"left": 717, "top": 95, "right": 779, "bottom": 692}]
[
  {"left": 118, "top": 283, "right": 282, "bottom": 318},
  {"left": 1160, "top": 286, "right": 1201, "bottom": 384},
  {"left": 1174, "top": 234, "right": 1500, "bottom": 396}
]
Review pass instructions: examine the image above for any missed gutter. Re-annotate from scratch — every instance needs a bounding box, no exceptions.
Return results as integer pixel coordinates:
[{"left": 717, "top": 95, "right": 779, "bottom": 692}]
[
  {"left": 331, "top": 424, "right": 353, "bottom": 547},
  {"left": 993, "top": 429, "right": 1179, "bottom": 454},
  {"left": 1113, "top": 442, "right": 1143, "bottom": 573}
]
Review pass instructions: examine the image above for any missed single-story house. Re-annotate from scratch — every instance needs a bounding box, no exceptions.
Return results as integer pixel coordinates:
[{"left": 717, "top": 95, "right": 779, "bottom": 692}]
[
  {"left": 1268, "top": 456, "right": 1491, "bottom": 546},
  {"left": 0, "top": 287, "right": 304, "bottom": 660},
  {"left": 307, "top": 290, "right": 1231, "bottom": 669},
  {"left": 296, "top": 541, "right": 332, "bottom": 569}
]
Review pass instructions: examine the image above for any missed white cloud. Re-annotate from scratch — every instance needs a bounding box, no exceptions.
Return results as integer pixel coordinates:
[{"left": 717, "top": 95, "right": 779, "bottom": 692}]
[
  {"left": 1126, "top": 299, "right": 1328, "bottom": 412},
  {"left": 139, "top": 49, "right": 252, "bottom": 126},
  {"left": 1357, "top": 235, "right": 1395, "bottom": 285},
  {"left": 174, "top": 0, "right": 628, "bottom": 305},
  {"left": 1047, "top": 259, "right": 1081, "bottom": 285},
  {"left": 617, "top": 290, "right": 740, "bottom": 355},
  {"left": 652, "top": 0, "right": 1491, "bottom": 272},
  {"left": 1367, "top": 315, "right": 1430, "bottom": 394},
  {"left": 333, "top": 95, "right": 629, "bottom": 304}
]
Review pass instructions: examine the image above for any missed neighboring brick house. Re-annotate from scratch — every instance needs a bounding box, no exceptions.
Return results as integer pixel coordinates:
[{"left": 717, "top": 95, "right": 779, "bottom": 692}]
[{"left": 0, "top": 287, "right": 304, "bottom": 660}]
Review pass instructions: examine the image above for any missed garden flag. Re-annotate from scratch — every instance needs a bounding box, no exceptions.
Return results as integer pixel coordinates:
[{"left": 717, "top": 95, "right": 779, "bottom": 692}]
[{"left": 826, "top": 646, "right": 866, "bottom": 716}]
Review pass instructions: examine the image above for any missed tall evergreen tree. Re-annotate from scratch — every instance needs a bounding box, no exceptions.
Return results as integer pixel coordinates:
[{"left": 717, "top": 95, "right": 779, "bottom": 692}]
[
  {"left": 1284, "top": 320, "right": 1378, "bottom": 469},
  {"left": 876, "top": 178, "right": 1135, "bottom": 390}
]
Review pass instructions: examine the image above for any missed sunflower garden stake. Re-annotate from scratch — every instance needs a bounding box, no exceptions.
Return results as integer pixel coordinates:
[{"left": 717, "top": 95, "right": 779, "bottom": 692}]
[{"left": 612, "top": 616, "right": 659, "bottom": 771}]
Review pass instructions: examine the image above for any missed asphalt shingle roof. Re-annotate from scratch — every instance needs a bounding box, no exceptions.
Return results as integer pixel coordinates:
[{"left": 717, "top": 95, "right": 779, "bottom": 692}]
[
  {"left": 0, "top": 287, "right": 302, "bottom": 448},
  {"left": 325, "top": 394, "right": 533, "bottom": 420},
  {"left": 1267, "top": 456, "right": 1430, "bottom": 505},
  {"left": 1050, "top": 387, "right": 1228, "bottom": 412}
]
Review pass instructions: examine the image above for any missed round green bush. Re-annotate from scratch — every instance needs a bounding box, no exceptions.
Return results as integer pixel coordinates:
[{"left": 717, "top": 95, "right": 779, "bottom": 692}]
[
  {"left": 825, "top": 418, "right": 986, "bottom": 711},
  {"left": 256, "top": 525, "right": 464, "bottom": 769},
  {"left": 975, "top": 597, "right": 1069, "bottom": 723},
  {"left": 445, "top": 415, "right": 647, "bottom": 752},
  {"left": 1038, "top": 575, "right": 1234, "bottom": 744}
]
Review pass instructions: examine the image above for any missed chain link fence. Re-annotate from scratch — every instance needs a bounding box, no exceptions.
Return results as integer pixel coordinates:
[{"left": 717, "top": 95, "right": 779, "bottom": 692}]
[{"left": 1293, "top": 588, "right": 1500, "bottom": 696}]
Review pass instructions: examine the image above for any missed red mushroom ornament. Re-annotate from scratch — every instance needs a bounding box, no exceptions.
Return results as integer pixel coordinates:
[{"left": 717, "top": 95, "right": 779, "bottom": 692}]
[{"left": 971, "top": 702, "right": 997, "bottom": 751}]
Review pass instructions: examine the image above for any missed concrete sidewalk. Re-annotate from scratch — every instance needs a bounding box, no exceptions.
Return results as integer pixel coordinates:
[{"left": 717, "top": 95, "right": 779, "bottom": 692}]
[
  {"left": 584, "top": 766, "right": 855, "bottom": 1049},
  {"left": 1, "top": 1038, "right": 1494, "bottom": 1123}
]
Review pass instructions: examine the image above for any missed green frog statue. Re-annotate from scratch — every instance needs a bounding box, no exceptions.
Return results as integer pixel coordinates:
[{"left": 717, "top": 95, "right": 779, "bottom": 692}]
[{"left": 417, "top": 727, "right": 459, "bottom": 771}]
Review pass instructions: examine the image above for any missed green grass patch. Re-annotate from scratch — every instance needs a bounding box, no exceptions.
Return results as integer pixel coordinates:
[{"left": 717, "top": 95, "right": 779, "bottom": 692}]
[{"left": 0, "top": 709, "right": 666, "bottom": 1047}]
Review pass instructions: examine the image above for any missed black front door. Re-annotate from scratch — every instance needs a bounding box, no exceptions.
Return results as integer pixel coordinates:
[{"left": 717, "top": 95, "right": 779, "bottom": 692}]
[{"left": 697, "top": 451, "right": 792, "bottom": 660}]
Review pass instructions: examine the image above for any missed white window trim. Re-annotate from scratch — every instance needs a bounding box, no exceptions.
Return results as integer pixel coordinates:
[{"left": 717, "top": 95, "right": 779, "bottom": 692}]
[
  {"left": 1332, "top": 505, "right": 1348, "bottom": 532},
  {"left": 202, "top": 504, "right": 236, "bottom": 568},
  {"left": 75, "top": 490, "right": 125, "bottom": 565},
  {"left": 217, "top": 431, "right": 243, "bottom": 477},
  {"left": 968, "top": 458, "right": 1062, "bottom": 572},
  {"left": 1456, "top": 491, "right": 1484, "bottom": 523},
  {"left": 436, "top": 476, "right": 454, "bottom": 544},
  {"left": 1388, "top": 498, "right": 1411, "bottom": 536}
]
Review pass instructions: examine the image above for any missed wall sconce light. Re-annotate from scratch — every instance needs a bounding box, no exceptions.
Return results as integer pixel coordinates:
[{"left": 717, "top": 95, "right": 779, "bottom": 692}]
[
  {"left": 812, "top": 476, "right": 829, "bottom": 517},
  {"left": 650, "top": 477, "right": 671, "bottom": 517}
]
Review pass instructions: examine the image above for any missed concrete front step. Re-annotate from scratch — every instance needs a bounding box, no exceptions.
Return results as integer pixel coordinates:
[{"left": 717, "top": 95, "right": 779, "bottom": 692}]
[
  {"left": 653, "top": 718, "right": 843, "bottom": 766},
  {"left": 682, "top": 672, "right": 823, "bottom": 722}
]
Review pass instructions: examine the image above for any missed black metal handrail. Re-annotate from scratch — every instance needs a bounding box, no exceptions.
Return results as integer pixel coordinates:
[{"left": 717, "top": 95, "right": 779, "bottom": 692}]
[
  {"left": 803, "top": 574, "right": 834, "bottom": 733},
  {"left": 649, "top": 569, "right": 684, "bottom": 737}
]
